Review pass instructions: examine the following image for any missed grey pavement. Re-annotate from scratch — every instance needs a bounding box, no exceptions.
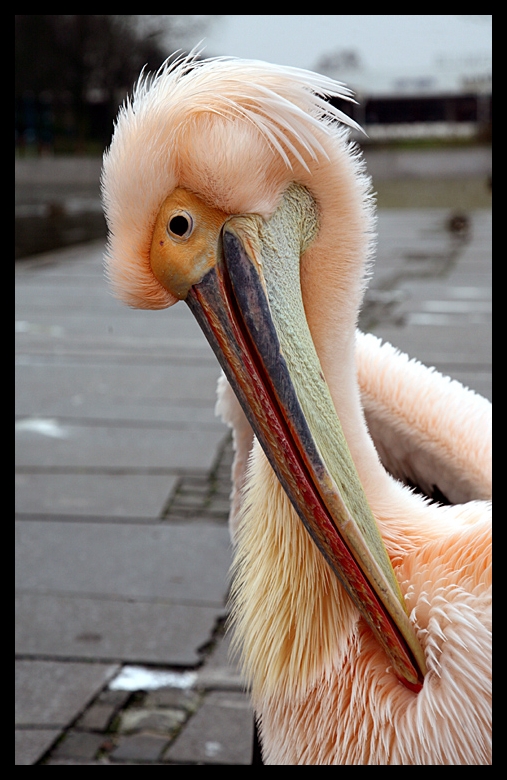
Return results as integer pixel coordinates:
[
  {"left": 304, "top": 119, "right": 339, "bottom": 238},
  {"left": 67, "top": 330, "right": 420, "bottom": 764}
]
[{"left": 15, "top": 164, "right": 491, "bottom": 764}]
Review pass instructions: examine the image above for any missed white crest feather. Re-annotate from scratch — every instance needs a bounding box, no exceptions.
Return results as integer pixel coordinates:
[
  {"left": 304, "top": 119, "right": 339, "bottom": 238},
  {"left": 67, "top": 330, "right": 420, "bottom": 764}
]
[{"left": 101, "top": 51, "right": 365, "bottom": 309}]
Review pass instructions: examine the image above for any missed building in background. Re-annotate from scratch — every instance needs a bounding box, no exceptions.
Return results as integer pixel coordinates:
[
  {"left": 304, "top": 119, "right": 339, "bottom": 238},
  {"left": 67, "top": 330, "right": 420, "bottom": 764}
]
[{"left": 319, "top": 51, "right": 491, "bottom": 142}]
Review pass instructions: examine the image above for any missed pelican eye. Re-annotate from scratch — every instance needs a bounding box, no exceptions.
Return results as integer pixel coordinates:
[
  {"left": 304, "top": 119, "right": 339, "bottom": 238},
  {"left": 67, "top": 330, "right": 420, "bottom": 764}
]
[{"left": 167, "top": 211, "right": 194, "bottom": 240}]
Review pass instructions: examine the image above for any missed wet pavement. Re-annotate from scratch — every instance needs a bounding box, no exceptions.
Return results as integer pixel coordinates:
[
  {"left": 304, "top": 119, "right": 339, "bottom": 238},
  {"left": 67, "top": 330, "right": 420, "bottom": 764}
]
[
  {"left": 15, "top": 157, "right": 105, "bottom": 259},
  {"left": 15, "top": 158, "right": 491, "bottom": 765}
]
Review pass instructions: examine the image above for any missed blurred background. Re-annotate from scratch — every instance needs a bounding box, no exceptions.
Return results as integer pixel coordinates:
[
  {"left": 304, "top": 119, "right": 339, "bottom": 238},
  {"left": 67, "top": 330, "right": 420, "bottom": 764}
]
[{"left": 15, "top": 14, "right": 491, "bottom": 258}]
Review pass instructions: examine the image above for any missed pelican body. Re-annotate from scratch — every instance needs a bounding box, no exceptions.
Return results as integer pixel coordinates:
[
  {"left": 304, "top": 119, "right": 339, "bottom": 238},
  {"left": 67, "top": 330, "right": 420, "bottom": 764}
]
[{"left": 102, "top": 52, "right": 491, "bottom": 764}]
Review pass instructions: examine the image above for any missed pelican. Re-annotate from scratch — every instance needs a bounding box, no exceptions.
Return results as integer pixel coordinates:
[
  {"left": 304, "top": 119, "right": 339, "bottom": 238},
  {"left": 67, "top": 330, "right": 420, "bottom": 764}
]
[{"left": 101, "top": 52, "right": 491, "bottom": 764}]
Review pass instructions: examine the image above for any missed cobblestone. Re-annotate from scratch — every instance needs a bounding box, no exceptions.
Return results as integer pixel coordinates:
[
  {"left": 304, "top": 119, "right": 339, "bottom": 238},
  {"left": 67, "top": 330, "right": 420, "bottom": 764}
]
[
  {"left": 110, "top": 733, "right": 171, "bottom": 763},
  {"left": 161, "top": 439, "right": 232, "bottom": 524},
  {"left": 51, "top": 730, "right": 110, "bottom": 761}
]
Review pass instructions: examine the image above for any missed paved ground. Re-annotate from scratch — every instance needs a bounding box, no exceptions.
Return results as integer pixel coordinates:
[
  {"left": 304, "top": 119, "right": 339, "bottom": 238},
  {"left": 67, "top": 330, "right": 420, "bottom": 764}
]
[{"left": 15, "top": 179, "right": 491, "bottom": 763}]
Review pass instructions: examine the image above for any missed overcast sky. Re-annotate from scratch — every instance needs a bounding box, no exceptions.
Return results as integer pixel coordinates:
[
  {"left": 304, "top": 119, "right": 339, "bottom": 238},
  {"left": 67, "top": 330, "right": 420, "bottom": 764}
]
[{"left": 187, "top": 15, "right": 491, "bottom": 75}]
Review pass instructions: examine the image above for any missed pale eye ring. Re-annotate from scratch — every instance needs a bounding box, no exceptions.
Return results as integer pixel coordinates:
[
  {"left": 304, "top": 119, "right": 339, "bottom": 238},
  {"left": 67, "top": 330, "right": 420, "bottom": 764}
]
[{"left": 166, "top": 210, "right": 194, "bottom": 241}]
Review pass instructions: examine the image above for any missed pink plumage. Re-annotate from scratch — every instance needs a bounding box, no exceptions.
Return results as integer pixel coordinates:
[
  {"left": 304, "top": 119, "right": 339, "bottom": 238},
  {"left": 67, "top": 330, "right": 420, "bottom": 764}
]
[{"left": 102, "top": 52, "right": 491, "bottom": 764}]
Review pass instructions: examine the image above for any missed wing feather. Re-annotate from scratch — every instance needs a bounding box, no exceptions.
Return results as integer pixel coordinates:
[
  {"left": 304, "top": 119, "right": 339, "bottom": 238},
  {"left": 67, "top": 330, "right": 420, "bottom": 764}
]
[{"left": 355, "top": 331, "right": 491, "bottom": 504}]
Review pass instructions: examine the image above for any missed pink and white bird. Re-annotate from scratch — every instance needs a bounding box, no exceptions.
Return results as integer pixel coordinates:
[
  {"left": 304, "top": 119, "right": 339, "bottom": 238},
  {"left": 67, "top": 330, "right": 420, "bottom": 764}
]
[{"left": 101, "top": 52, "right": 491, "bottom": 764}]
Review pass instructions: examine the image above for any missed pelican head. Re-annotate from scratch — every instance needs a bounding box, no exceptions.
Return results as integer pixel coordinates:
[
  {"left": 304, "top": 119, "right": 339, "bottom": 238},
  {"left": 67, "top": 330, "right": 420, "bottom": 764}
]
[{"left": 102, "top": 52, "right": 426, "bottom": 691}]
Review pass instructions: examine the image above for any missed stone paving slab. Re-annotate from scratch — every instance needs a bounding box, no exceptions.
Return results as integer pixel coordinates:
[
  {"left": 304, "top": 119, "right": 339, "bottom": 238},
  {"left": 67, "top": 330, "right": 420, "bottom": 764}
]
[
  {"left": 165, "top": 691, "right": 253, "bottom": 765},
  {"left": 36, "top": 403, "right": 220, "bottom": 428},
  {"left": 15, "top": 658, "right": 119, "bottom": 764},
  {"left": 15, "top": 240, "right": 213, "bottom": 367},
  {"left": 15, "top": 472, "right": 178, "bottom": 518},
  {"left": 15, "top": 729, "right": 63, "bottom": 766},
  {"left": 16, "top": 593, "right": 226, "bottom": 665},
  {"left": 45, "top": 759, "right": 158, "bottom": 765},
  {"left": 194, "top": 631, "right": 246, "bottom": 692},
  {"left": 395, "top": 280, "right": 491, "bottom": 298},
  {"left": 48, "top": 730, "right": 108, "bottom": 761},
  {"left": 15, "top": 521, "right": 231, "bottom": 602},
  {"left": 110, "top": 732, "right": 172, "bottom": 762},
  {"left": 366, "top": 209, "right": 491, "bottom": 400},
  {"left": 16, "top": 337, "right": 214, "bottom": 364},
  {"left": 15, "top": 660, "right": 119, "bottom": 725},
  {"left": 15, "top": 362, "right": 222, "bottom": 416},
  {"left": 15, "top": 422, "right": 225, "bottom": 471},
  {"left": 372, "top": 323, "right": 491, "bottom": 400},
  {"left": 15, "top": 306, "right": 210, "bottom": 347},
  {"left": 372, "top": 210, "right": 491, "bottom": 272}
]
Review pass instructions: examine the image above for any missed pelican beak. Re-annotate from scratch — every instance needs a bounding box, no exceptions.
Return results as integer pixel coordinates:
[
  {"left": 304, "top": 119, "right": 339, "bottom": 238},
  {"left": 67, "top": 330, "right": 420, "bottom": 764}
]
[{"left": 152, "top": 183, "right": 426, "bottom": 691}]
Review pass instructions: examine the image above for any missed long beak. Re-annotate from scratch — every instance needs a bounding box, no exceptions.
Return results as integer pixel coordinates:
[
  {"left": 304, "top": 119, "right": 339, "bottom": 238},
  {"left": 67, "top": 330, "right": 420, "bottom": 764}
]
[{"left": 186, "top": 184, "right": 426, "bottom": 691}]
